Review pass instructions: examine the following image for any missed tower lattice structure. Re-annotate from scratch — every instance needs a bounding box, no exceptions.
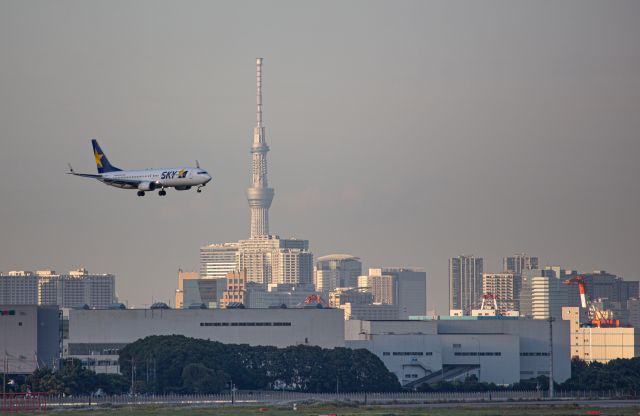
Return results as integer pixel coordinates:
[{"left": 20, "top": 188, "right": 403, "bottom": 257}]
[{"left": 246, "top": 57, "right": 274, "bottom": 239}]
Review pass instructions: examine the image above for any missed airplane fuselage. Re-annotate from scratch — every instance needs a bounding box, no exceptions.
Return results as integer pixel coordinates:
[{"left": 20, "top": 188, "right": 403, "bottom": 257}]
[
  {"left": 69, "top": 139, "right": 212, "bottom": 196},
  {"left": 99, "top": 167, "right": 211, "bottom": 190}
]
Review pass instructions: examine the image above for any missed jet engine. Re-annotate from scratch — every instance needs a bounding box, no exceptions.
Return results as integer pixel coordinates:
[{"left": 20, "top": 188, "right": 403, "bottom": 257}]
[{"left": 137, "top": 181, "right": 157, "bottom": 191}]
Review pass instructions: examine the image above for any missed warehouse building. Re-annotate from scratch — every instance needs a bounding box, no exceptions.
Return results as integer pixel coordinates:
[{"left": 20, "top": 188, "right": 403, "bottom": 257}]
[
  {"left": 0, "top": 304, "right": 60, "bottom": 374},
  {"left": 346, "top": 316, "right": 570, "bottom": 387},
  {"left": 65, "top": 307, "right": 344, "bottom": 373}
]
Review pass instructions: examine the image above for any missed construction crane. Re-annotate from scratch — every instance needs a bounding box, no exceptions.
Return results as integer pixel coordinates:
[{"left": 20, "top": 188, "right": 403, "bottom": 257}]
[
  {"left": 480, "top": 293, "right": 499, "bottom": 312},
  {"left": 563, "top": 276, "right": 620, "bottom": 328}
]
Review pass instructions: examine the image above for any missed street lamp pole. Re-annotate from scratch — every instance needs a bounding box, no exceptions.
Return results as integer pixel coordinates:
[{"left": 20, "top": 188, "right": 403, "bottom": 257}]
[{"left": 548, "top": 317, "right": 555, "bottom": 399}]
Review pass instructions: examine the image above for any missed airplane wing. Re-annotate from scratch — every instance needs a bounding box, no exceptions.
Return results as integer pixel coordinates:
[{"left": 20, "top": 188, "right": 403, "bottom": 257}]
[
  {"left": 100, "top": 177, "right": 146, "bottom": 187},
  {"left": 67, "top": 172, "right": 102, "bottom": 179}
]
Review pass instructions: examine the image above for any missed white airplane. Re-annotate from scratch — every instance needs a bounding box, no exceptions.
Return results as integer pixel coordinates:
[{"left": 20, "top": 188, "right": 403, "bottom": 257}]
[{"left": 68, "top": 139, "right": 212, "bottom": 197}]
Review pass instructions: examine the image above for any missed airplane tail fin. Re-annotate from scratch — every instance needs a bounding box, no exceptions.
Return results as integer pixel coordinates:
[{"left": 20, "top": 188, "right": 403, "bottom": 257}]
[{"left": 91, "top": 139, "right": 121, "bottom": 173}]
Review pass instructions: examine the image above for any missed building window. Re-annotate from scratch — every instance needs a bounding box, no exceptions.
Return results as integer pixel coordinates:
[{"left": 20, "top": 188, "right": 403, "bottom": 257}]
[
  {"left": 453, "top": 344, "right": 461, "bottom": 348},
  {"left": 382, "top": 352, "right": 390, "bottom": 356}
]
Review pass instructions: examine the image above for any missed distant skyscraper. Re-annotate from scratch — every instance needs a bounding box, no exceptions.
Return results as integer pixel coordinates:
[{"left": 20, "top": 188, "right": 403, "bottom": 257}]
[
  {"left": 449, "top": 255, "right": 483, "bottom": 315},
  {"left": 38, "top": 268, "right": 116, "bottom": 309},
  {"left": 314, "top": 254, "right": 362, "bottom": 292},
  {"left": 200, "top": 243, "right": 239, "bottom": 279},
  {"left": 628, "top": 299, "right": 640, "bottom": 329},
  {"left": 246, "top": 57, "right": 274, "bottom": 238},
  {"left": 237, "top": 237, "right": 312, "bottom": 285},
  {"left": 369, "top": 267, "right": 427, "bottom": 319},
  {"left": 482, "top": 273, "right": 521, "bottom": 314},
  {"left": 0, "top": 271, "right": 38, "bottom": 304},
  {"left": 503, "top": 254, "right": 539, "bottom": 275},
  {"left": 519, "top": 268, "right": 571, "bottom": 320},
  {"left": 577, "top": 270, "right": 639, "bottom": 305},
  {"left": 368, "top": 274, "right": 396, "bottom": 305}
]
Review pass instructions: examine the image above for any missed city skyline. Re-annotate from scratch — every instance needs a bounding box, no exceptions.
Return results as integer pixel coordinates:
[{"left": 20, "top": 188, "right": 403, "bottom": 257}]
[{"left": 1, "top": 2, "right": 639, "bottom": 313}]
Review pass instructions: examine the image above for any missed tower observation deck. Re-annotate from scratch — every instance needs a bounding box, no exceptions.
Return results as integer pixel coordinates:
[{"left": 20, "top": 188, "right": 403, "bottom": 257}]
[{"left": 247, "top": 57, "right": 274, "bottom": 238}]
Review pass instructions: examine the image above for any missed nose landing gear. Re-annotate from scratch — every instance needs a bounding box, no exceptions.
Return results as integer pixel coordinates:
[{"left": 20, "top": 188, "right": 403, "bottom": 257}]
[
  {"left": 159, "top": 189, "right": 167, "bottom": 196},
  {"left": 196, "top": 185, "right": 204, "bottom": 193}
]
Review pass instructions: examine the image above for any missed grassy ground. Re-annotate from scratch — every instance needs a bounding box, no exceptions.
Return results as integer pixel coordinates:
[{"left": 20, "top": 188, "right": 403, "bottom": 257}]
[{"left": 22, "top": 403, "right": 640, "bottom": 416}]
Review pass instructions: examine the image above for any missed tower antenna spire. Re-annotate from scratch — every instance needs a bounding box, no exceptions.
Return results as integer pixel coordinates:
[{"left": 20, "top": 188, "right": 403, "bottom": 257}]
[
  {"left": 257, "top": 57, "right": 262, "bottom": 127},
  {"left": 246, "top": 58, "right": 274, "bottom": 238}
]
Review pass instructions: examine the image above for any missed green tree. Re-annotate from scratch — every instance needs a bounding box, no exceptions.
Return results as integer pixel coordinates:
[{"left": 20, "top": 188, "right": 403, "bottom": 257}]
[{"left": 181, "top": 363, "right": 226, "bottom": 393}]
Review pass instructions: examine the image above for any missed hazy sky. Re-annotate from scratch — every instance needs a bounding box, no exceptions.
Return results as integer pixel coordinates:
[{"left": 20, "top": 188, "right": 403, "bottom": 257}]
[{"left": 1, "top": 1, "right": 639, "bottom": 312}]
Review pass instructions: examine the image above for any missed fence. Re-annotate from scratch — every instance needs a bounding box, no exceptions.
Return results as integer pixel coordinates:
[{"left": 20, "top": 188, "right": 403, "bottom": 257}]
[
  {"left": 0, "top": 393, "right": 47, "bottom": 413},
  {"left": 41, "top": 389, "right": 639, "bottom": 408}
]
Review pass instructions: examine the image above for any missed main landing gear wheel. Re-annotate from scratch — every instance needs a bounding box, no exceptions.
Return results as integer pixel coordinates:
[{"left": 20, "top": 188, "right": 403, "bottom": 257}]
[
  {"left": 159, "top": 190, "right": 167, "bottom": 196},
  {"left": 137, "top": 191, "right": 145, "bottom": 197},
  {"left": 197, "top": 189, "right": 202, "bottom": 193}
]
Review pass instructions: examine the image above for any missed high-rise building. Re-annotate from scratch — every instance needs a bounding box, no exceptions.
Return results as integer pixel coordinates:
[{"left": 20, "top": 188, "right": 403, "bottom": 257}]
[
  {"left": 482, "top": 273, "right": 521, "bottom": 314},
  {"left": 628, "top": 298, "right": 640, "bottom": 329},
  {"left": 1, "top": 269, "right": 115, "bottom": 308},
  {"left": 519, "top": 268, "right": 571, "bottom": 320},
  {"left": 0, "top": 271, "right": 38, "bottom": 304},
  {"left": 38, "top": 268, "right": 116, "bottom": 309},
  {"left": 368, "top": 274, "right": 396, "bottom": 305},
  {"left": 237, "top": 237, "right": 312, "bottom": 285},
  {"left": 175, "top": 270, "right": 226, "bottom": 309},
  {"left": 449, "top": 256, "right": 483, "bottom": 315},
  {"left": 578, "top": 271, "right": 639, "bottom": 305},
  {"left": 369, "top": 268, "right": 427, "bottom": 319},
  {"left": 314, "top": 254, "right": 362, "bottom": 292},
  {"left": 199, "top": 243, "right": 239, "bottom": 279},
  {"left": 503, "top": 254, "right": 539, "bottom": 274}
]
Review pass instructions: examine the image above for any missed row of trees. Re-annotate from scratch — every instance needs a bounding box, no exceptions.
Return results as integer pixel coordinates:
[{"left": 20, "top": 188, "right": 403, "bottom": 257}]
[
  {"left": 118, "top": 335, "right": 402, "bottom": 394},
  {"left": 22, "top": 359, "right": 128, "bottom": 396},
  {"left": 12, "top": 337, "right": 640, "bottom": 395}
]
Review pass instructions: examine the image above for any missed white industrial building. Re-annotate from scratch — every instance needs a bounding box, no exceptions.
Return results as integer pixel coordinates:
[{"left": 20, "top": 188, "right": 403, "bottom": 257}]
[
  {"left": 66, "top": 307, "right": 344, "bottom": 373},
  {"left": 0, "top": 304, "right": 60, "bottom": 374},
  {"left": 346, "top": 317, "right": 570, "bottom": 387}
]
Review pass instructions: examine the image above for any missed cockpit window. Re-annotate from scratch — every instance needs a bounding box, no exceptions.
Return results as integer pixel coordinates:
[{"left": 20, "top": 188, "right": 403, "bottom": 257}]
[{"left": 198, "top": 170, "right": 207, "bottom": 174}]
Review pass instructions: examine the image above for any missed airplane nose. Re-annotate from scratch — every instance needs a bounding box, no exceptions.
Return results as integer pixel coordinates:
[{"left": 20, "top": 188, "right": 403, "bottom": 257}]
[{"left": 204, "top": 174, "right": 212, "bottom": 183}]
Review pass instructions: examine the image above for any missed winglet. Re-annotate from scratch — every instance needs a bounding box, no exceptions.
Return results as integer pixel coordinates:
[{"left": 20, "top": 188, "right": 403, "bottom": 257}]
[
  {"left": 196, "top": 160, "right": 200, "bottom": 168},
  {"left": 68, "top": 163, "right": 74, "bottom": 173}
]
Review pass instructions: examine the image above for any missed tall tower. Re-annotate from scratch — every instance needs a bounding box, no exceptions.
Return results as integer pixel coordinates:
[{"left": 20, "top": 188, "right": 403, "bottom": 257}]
[{"left": 246, "top": 58, "right": 274, "bottom": 238}]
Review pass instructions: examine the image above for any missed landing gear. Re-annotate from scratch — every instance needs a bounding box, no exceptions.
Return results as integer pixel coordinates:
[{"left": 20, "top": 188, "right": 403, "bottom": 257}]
[
  {"left": 137, "top": 191, "right": 145, "bottom": 197},
  {"left": 196, "top": 186, "right": 203, "bottom": 193},
  {"left": 159, "top": 189, "right": 167, "bottom": 196}
]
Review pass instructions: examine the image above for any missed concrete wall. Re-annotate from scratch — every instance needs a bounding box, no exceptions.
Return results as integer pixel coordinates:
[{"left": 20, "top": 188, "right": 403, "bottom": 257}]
[
  {"left": 347, "top": 335, "right": 443, "bottom": 384},
  {"left": 434, "top": 318, "right": 570, "bottom": 383},
  {"left": 0, "top": 305, "right": 59, "bottom": 374},
  {"left": 69, "top": 308, "right": 345, "bottom": 349}
]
